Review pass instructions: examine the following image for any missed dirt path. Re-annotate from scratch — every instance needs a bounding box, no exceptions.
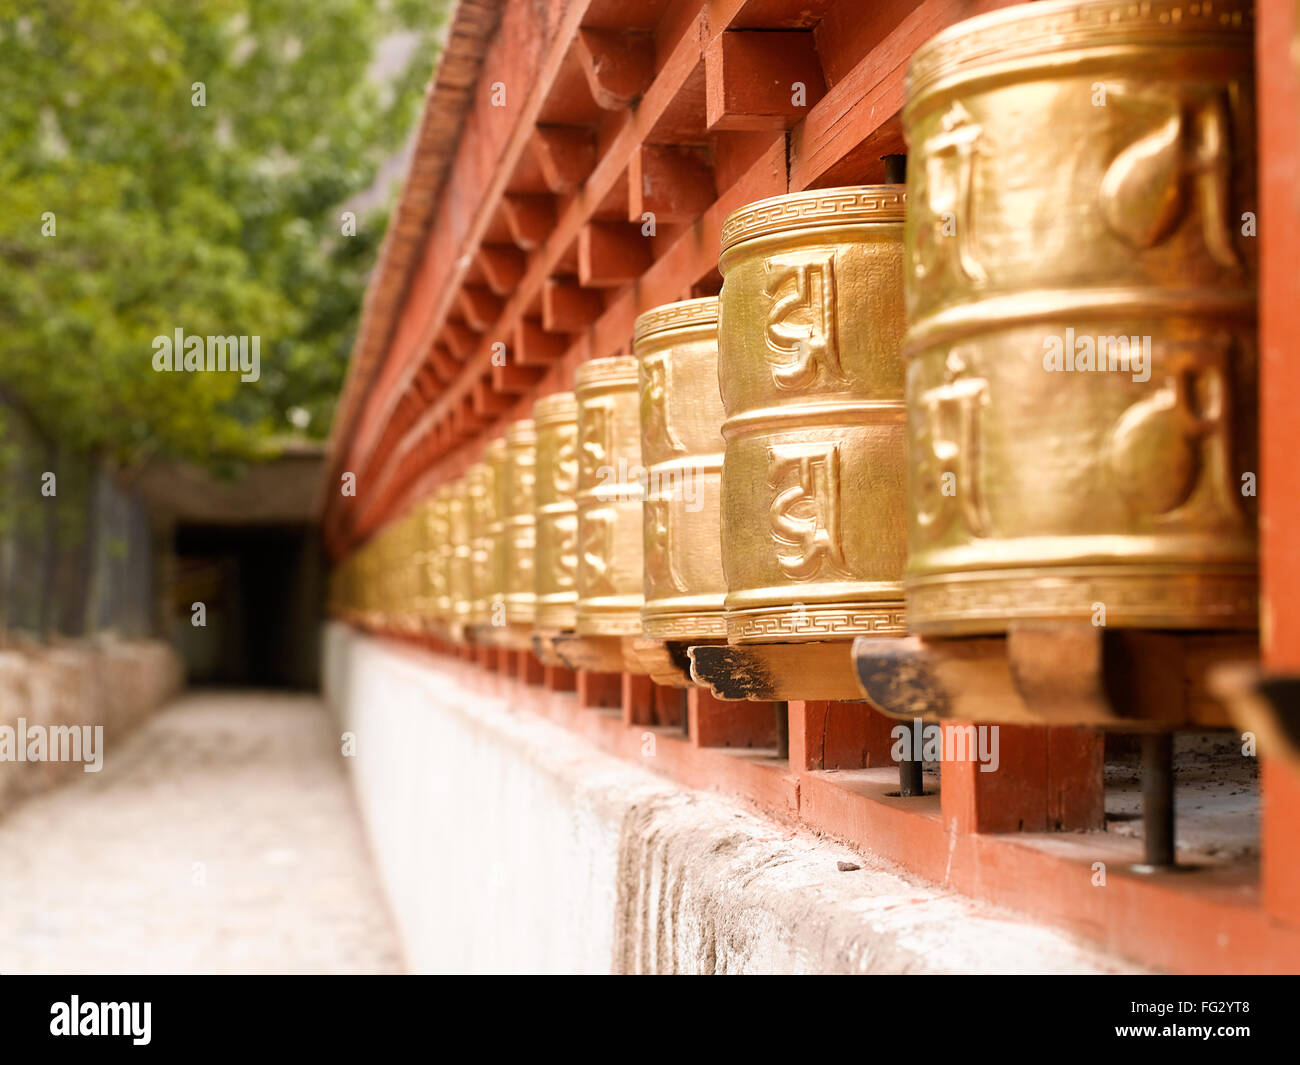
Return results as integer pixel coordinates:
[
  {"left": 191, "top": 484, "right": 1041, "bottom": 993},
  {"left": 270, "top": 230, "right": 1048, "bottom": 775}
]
[{"left": 0, "top": 691, "right": 403, "bottom": 974}]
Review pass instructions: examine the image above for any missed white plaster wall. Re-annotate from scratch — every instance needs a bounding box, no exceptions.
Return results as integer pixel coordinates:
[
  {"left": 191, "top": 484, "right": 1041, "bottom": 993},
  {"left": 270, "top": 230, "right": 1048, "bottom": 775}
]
[{"left": 323, "top": 623, "right": 1139, "bottom": 975}]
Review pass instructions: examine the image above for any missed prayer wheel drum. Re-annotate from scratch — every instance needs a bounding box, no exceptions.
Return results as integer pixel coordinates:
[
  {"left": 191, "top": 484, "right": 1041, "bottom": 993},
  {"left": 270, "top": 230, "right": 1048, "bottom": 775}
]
[
  {"left": 717, "top": 186, "right": 910, "bottom": 644},
  {"left": 635, "top": 298, "right": 728, "bottom": 639},
  {"left": 902, "top": 0, "right": 1258, "bottom": 635},
  {"left": 423, "top": 490, "right": 451, "bottom": 630},
  {"left": 467, "top": 445, "right": 504, "bottom": 628},
  {"left": 502, "top": 419, "right": 538, "bottom": 626},
  {"left": 533, "top": 392, "right": 580, "bottom": 632},
  {"left": 447, "top": 475, "right": 473, "bottom": 630},
  {"left": 574, "top": 357, "right": 644, "bottom": 637}
]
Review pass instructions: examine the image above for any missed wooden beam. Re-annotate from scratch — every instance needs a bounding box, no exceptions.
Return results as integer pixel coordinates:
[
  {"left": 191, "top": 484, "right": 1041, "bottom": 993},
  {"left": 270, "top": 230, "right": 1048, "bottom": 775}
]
[
  {"left": 553, "top": 634, "right": 627, "bottom": 673},
  {"left": 705, "top": 30, "right": 826, "bottom": 132},
  {"left": 688, "top": 641, "right": 863, "bottom": 701},
  {"left": 851, "top": 627, "right": 1253, "bottom": 728},
  {"left": 787, "top": 0, "right": 994, "bottom": 190},
  {"left": 339, "top": 4, "right": 765, "bottom": 542},
  {"left": 624, "top": 637, "right": 698, "bottom": 687},
  {"left": 347, "top": 16, "right": 785, "bottom": 544},
  {"left": 365, "top": 133, "right": 786, "bottom": 540}
]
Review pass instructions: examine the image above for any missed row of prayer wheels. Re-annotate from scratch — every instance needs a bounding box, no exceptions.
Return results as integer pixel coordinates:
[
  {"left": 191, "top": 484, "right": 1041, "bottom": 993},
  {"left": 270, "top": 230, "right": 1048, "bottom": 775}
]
[{"left": 331, "top": 0, "right": 1258, "bottom": 671}]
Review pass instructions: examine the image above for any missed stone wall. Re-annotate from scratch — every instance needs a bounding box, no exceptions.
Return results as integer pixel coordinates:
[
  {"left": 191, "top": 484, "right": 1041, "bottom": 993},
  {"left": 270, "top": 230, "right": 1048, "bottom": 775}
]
[
  {"left": 0, "top": 639, "right": 183, "bottom": 819},
  {"left": 322, "top": 622, "right": 1139, "bottom": 975}
]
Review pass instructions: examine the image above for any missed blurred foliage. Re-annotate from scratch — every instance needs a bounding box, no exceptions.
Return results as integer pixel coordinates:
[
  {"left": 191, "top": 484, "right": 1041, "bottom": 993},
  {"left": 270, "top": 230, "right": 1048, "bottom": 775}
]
[{"left": 0, "top": 0, "right": 447, "bottom": 466}]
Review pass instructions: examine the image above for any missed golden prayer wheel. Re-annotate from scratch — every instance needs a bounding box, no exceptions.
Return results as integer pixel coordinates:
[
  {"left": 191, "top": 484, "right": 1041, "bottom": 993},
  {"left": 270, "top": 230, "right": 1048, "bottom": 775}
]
[
  {"left": 534, "top": 391, "right": 580, "bottom": 632},
  {"left": 467, "top": 451, "right": 501, "bottom": 629},
  {"left": 902, "top": 0, "right": 1258, "bottom": 635},
  {"left": 486, "top": 439, "right": 510, "bottom": 639},
  {"left": 448, "top": 475, "right": 473, "bottom": 632},
  {"left": 575, "top": 357, "right": 644, "bottom": 637},
  {"left": 502, "top": 419, "right": 538, "bottom": 627},
  {"left": 391, "top": 511, "right": 420, "bottom": 634},
  {"left": 717, "top": 186, "right": 909, "bottom": 644},
  {"left": 635, "top": 298, "right": 727, "bottom": 639},
  {"left": 365, "top": 536, "right": 383, "bottom": 628},
  {"left": 425, "top": 488, "right": 452, "bottom": 631}
]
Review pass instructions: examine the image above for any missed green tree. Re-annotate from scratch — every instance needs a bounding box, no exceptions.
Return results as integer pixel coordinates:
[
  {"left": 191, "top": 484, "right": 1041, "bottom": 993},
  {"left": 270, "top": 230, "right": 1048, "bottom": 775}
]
[{"left": 0, "top": 0, "right": 446, "bottom": 467}]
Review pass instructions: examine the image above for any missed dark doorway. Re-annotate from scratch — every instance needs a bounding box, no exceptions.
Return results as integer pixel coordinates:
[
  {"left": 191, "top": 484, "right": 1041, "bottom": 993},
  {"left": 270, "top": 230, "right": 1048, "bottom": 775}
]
[{"left": 171, "top": 523, "right": 323, "bottom": 688}]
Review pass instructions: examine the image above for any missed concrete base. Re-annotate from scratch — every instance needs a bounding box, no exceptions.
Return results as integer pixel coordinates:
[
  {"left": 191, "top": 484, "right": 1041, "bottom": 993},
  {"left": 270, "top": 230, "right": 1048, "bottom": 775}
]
[{"left": 323, "top": 623, "right": 1140, "bottom": 974}]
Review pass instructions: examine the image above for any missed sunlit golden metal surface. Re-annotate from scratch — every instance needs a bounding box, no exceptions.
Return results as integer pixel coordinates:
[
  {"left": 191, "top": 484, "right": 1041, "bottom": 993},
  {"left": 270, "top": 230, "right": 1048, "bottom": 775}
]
[
  {"left": 425, "top": 487, "right": 452, "bottom": 630},
  {"left": 501, "top": 418, "right": 538, "bottom": 627},
  {"left": 903, "top": 0, "right": 1258, "bottom": 635},
  {"left": 447, "top": 475, "right": 472, "bottom": 631},
  {"left": 486, "top": 439, "right": 508, "bottom": 635},
  {"left": 385, "top": 508, "right": 422, "bottom": 634},
  {"left": 466, "top": 454, "right": 498, "bottom": 628},
  {"left": 634, "top": 297, "right": 728, "bottom": 640},
  {"left": 533, "top": 391, "right": 580, "bottom": 633},
  {"left": 575, "top": 357, "right": 644, "bottom": 637},
  {"left": 717, "top": 186, "right": 909, "bottom": 644}
]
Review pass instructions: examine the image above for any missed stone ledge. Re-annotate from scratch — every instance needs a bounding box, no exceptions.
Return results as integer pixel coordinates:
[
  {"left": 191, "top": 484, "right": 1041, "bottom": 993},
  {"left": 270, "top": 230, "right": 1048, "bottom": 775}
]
[{"left": 323, "top": 622, "right": 1141, "bottom": 974}]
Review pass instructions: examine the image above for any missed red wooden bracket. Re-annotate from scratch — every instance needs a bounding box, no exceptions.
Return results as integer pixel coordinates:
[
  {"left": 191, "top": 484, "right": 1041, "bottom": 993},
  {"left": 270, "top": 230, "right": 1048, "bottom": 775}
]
[
  {"left": 542, "top": 278, "right": 604, "bottom": 332},
  {"left": 940, "top": 723, "right": 1105, "bottom": 834},
  {"left": 1263, "top": 759, "right": 1300, "bottom": 926},
  {"left": 543, "top": 663, "right": 577, "bottom": 692},
  {"left": 491, "top": 362, "right": 545, "bottom": 393},
  {"left": 629, "top": 143, "right": 715, "bottom": 223},
  {"left": 687, "top": 687, "right": 777, "bottom": 749},
  {"left": 578, "top": 222, "right": 654, "bottom": 287},
  {"left": 501, "top": 193, "right": 557, "bottom": 250},
  {"left": 457, "top": 284, "right": 502, "bottom": 331},
  {"left": 575, "top": 28, "right": 655, "bottom": 110},
  {"left": 578, "top": 669, "right": 622, "bottom": 710},
  {"left": 531, "top": 125, "right": 598, "bottom": 193},
  {"left": 470, "top": 377, "right": 514, "bottom": 418},
  {"left": 787, "top": 700, "right": 897, "bottom": 772},
  {"left": 429, "top": 344, "right": 461, "bottom": 382},
  {"left": 478, "top": 244, "right": 528, "bottom": 295},
  {"left": 705, "top": 30, "right": 827, "bottom": 132},
  {"left": 513, "top": 317, "right": 570, "bottom": 365},
  {"left": 443, "top": 320, "right": 481, "bottom": 360}
]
